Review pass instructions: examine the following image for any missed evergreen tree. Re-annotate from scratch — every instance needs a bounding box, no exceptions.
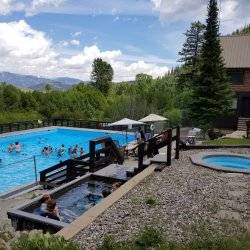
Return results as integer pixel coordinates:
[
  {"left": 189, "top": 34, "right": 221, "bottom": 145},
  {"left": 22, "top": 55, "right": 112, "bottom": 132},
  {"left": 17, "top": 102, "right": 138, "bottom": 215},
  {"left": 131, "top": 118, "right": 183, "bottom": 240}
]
[
  {"left": 91, "top": 58, "right": 113, "bottom": 95},
  {"left": 178, "top": 21, "right": 205, "bottom": 88},
  {"left": 189, "top": 0, "right": 232, "bottom": 128},
  {"left": 179, "top": 21, "right": 205, "bottom": 67}
]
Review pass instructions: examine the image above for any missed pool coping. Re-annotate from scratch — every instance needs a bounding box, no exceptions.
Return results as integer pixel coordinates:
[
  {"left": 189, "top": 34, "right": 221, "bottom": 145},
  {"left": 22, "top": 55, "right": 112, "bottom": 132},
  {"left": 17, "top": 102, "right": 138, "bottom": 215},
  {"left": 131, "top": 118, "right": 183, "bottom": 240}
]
[
  {"left": 56, "top": 164, "right": 156, "bottom": 240},
  {"left": 190, "top": 152, "right": 250, "bottom": 174}
]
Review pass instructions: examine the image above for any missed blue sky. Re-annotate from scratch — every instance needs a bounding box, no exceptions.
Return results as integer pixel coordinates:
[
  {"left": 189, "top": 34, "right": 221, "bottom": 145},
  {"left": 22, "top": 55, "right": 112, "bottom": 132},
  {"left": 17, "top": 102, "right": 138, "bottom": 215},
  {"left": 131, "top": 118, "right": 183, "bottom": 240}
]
[{"left": 0, "top": 0, "right": 249, "bottom": 81}]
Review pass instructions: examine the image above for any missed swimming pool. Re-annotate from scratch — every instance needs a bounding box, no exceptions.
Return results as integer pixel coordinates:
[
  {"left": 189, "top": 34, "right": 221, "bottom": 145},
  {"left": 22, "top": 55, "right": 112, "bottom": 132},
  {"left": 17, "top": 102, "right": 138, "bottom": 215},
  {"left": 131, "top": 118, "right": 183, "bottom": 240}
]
[
  {"left": 0, "top": 127, "right": 135, "bottom": 193},
  {"left": 190, "top": 152, "right": 250, "bottom": 174}
]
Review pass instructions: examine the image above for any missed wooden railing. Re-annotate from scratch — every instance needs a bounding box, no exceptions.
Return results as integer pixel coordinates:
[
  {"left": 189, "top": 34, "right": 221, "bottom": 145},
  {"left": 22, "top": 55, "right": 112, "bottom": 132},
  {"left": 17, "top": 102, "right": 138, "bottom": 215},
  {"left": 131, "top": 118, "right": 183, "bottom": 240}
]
[
  {"left": 0, "top": 119, "right": 111, "bottom": 134},
  {"left": 39, "top": 136, "right": 125, "bottom": 187},
  {"left": 137, "top": 126, "right": 180, "bottom": 170}
]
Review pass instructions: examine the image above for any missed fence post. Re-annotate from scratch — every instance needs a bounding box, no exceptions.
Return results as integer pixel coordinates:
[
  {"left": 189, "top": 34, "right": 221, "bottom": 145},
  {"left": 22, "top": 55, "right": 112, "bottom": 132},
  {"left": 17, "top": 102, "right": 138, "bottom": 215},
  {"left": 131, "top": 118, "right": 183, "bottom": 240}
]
[
  {"left": 33, "top": 156, "right": 38, "bottom": 184},
  {"left": 167, "top": 129, "right": 172, "bottom": 166},
  {"left": 175, "top": 126, "right": 180, "bottom": 159},
  {"left": 138, "top": 142, "right": 145, "bottom": 170}
]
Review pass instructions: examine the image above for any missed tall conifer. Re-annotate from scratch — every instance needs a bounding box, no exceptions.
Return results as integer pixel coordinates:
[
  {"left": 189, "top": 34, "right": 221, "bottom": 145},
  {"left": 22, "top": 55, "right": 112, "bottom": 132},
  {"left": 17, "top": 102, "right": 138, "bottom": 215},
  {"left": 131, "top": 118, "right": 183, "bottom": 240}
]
[{"left": 190, "top": 0, "right": 232, "bottom": 128}]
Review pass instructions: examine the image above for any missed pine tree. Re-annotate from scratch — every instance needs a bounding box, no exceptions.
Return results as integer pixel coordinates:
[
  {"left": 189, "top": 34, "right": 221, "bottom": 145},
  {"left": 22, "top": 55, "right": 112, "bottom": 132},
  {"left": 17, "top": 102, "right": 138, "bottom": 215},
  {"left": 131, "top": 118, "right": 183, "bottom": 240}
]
[
  {"left": 178, "top": 21, "right": 205, "bottom": 88},
  {"left": 179, "top": 21, "right": 205, "bottom": 67},
  {"left": 189, "top": 0, "right": 232, "bottom": 129}
]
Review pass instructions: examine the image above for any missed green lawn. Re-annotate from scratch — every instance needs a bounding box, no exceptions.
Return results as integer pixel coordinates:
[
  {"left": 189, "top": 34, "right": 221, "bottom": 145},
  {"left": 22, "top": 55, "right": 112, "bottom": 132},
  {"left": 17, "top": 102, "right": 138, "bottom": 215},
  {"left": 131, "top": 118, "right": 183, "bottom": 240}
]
[{"left": 203, "top": 138, "right": 250, "bottom": 145}]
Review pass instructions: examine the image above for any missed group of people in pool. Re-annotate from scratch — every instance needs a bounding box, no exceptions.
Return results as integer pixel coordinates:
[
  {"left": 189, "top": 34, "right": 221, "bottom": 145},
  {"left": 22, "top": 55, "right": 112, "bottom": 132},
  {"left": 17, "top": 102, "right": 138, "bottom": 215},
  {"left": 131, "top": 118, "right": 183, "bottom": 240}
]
[
  {"left": 41, "top": 144, "right": 85, "bottom": 158},
  {"left": 7, "top": 142, "right": 21, "bottom": 153},
  {"left": 36, "top": 182, "right": 122, "bottom": 221}
]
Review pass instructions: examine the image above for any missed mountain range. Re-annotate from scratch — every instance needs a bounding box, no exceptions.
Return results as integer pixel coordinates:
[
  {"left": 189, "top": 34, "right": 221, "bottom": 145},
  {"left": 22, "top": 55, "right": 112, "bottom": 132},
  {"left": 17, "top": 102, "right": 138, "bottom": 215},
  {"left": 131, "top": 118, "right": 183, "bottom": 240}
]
[{"left": 0, "top": 72, "right": 83, "bottom": 90}]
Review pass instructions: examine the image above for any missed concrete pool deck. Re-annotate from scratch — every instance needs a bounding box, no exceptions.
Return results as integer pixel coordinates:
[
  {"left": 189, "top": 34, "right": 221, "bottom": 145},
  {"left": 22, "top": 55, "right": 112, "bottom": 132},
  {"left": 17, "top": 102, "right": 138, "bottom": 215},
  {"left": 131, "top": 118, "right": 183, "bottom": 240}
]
[{"left": 190, "top": 152, "right": 250, "bottom": 174}]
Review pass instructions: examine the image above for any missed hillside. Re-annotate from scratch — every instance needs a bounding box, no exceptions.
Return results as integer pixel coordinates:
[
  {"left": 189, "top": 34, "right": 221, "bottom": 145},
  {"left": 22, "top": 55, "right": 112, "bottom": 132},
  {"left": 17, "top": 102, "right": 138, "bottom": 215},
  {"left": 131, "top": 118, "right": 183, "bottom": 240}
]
[{"left": 0, "top": 72, "right": 82, "bottom": 90}]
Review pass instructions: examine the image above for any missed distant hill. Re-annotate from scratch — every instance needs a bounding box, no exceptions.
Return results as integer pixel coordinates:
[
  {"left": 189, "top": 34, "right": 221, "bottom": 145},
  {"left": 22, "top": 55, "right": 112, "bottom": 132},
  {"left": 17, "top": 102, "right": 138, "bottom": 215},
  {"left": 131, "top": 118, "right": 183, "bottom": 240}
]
[
  {"left": 232, "top": 24, "right": 250, "bottom": 35},
  {"left": 0, "top": 72, "right": 82, "bottom": 90}
]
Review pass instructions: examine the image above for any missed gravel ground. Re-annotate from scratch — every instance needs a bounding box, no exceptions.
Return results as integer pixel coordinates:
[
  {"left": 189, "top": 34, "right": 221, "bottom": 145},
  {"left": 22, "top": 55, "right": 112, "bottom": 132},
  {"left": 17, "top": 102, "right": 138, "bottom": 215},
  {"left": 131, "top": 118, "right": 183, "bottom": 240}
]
[{"left": 74, "top": 148, "right": 250, "bottom": 249}]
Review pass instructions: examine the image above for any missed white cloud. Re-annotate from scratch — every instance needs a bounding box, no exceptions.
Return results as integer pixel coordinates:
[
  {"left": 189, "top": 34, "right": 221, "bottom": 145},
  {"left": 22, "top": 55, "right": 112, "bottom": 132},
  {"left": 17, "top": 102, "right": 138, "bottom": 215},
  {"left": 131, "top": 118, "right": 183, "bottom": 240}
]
[
  {"left": 0, "top": 0, "right": 11, "bottom": 15},
  {"left": 150, "top": 0, "right": 250, "bottom": 34},
  {"left": 72, "top": 31, "right": 82, "bottom": 37},
  {"left": 26, "top": 0, "right": 66, "bottom": 16},
  {"left": 70, "top": 39, "right": 80, "bottom": 46},
  {"left": 0, "top": 20, "right": 169, "bottom": 81},
  {"left": 0, "top": 20, "right": 58, "bottom": 75}
]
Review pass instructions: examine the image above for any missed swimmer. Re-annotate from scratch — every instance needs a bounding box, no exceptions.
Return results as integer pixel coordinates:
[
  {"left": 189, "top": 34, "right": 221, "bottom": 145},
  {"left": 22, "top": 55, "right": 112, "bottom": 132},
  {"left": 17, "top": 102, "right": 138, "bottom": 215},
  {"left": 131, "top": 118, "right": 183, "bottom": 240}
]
[
  {"left": 8, "top": 143, "right": 15, "bottom": 153},
  {"left": 57, "top": 144, "right": 65, "bottom": 157},
  {"left": 80, "top": 147, "right": 84, "bottom": 156},
  {"left": 15, "top": 142, "right": 21, "bottom": 153}
]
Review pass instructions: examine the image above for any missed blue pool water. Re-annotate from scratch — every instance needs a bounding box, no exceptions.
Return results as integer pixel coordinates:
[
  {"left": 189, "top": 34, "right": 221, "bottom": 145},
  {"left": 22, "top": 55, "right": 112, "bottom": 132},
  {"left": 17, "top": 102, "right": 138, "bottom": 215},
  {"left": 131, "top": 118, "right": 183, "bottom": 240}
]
[
  {"left": 56, "top": 180, "right": 111, "bottom": 223},
  {"left": 0, "top": 128, "right": 134, "bottom": 193},
  {"left": 204, "top": 155, "right": 250, "bottom": 170}
]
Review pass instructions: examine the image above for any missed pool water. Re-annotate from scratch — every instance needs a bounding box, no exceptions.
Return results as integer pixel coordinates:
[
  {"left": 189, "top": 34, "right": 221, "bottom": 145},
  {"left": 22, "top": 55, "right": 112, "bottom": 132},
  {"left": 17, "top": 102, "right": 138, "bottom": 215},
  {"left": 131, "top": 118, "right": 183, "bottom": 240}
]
[
  {"left": 55, "top": 180, "right": 111, "bottom": 223},
  {"left": 204, "top": 155, "right": 250, "bottom": 170},
  {"left": 0, "top": 128, "right": 134, "bottom": 193}
]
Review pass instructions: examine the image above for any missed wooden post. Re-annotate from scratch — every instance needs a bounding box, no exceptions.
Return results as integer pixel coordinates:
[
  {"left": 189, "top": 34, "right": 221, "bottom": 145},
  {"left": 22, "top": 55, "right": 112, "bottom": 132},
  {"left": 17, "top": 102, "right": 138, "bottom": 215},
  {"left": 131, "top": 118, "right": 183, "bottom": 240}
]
[
  {"left": 138, "top": 142, "right": 145, "bottom": 170},
  {"left": 89, "top": 140, "right": 96, "bottom": 172},
  {"left": 175, "top": 126, "right": 180, "bottom": 159},
  {"left": 167, "top": 129, "right": 172, "bottom": 166}
]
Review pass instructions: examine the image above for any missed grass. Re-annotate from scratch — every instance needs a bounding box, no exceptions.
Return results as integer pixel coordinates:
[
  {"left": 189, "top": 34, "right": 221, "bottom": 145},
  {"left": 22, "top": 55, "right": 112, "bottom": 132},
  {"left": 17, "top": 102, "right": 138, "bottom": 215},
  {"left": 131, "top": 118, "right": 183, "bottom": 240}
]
[
  {"left": 145, "top": 197, "right": 158, "bottom": 206},
  {"left": 203, "top": 138, "right": 250, "bottom": 145},
  {"left": 97, "top": 227, "right": 250, "bottom": 250}
]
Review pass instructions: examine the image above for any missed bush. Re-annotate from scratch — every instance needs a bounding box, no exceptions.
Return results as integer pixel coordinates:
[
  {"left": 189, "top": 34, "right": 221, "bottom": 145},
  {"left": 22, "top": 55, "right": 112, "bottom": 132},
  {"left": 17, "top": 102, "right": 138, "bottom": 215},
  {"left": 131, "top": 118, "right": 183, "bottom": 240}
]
[
  {"left": 145, "top": 197, "right": 158, "bottom": 206},
  {"left": 11, "top": 232, "right": 81, "bottom": 250}
]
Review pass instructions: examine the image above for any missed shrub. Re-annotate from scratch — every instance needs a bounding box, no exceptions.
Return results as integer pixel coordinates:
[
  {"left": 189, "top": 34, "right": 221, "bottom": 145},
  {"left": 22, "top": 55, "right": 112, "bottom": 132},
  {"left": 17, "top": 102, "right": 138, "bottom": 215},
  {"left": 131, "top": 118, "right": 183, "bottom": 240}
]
[
  {"left": 11, "top": 232, "right": 81, "bottom": 250},
  {"left": 145, "top": 197, "right": 158, "bottom": 206}
]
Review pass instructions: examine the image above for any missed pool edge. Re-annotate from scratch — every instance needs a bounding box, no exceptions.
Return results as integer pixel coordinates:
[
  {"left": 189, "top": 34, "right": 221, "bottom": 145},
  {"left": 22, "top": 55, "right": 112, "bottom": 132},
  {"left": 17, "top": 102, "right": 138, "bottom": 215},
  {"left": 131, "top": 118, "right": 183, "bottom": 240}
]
[{"left": 190, "top": 152, "right": 250, "bottom": 174}]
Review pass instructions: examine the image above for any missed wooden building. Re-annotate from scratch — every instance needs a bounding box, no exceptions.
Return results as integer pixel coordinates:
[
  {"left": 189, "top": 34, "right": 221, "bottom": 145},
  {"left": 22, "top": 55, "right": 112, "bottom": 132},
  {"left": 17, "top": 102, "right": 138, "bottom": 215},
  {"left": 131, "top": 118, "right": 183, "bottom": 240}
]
[{"left": 220, "top": 35, "right": 250, "bottom": 129}]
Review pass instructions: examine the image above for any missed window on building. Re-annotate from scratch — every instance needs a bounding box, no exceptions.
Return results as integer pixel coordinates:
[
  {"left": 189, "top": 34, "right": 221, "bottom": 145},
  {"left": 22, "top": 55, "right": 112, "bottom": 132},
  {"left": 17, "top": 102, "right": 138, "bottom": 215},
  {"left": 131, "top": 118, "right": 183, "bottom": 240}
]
[{"left": 227, "top": 69, "right": 244, "bottom": 85}]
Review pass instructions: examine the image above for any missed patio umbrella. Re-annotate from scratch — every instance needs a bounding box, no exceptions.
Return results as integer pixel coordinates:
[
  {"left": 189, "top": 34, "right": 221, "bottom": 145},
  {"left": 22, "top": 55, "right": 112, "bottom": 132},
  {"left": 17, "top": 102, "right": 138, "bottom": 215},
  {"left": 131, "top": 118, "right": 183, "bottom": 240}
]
[
  {"left": 139, "top": 114, "right": 168, "bottom": 122},
  {"left": 109, "top": 118, "right": 144, "bottom": 143}
]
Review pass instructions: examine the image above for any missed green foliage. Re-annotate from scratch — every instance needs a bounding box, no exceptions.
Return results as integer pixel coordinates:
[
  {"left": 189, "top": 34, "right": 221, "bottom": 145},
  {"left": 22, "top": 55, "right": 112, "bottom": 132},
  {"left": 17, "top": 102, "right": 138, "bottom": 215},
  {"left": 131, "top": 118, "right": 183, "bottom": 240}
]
[
  {"left": 91, "top": 58, "right": 113, "bottom": 95},
  {"left": 164, "top": 108, "right": 182, "bottom": 127},
  {"left": 0, "top": 72, "right": 190, "bottom": 126},
  {"left": 178, "top": 21, "right": 205, "bottom": 89},
  {"left": 11, "top": 232, "right": 81, "bottom": 250},
  {"left": 145, "top": 197, "right": 158, "bottom": 206},
  {"left": 0, "top": 111, "right": 42, "bottom": 123},
  {"left": 189, "top": 0, "right": 232, "bottom": 128},
  {"left": 97, "top": 227, "right": 250, "bottom": 250},
  {"left": 232, "top": 24, "right": 250, "bottom": 35}
]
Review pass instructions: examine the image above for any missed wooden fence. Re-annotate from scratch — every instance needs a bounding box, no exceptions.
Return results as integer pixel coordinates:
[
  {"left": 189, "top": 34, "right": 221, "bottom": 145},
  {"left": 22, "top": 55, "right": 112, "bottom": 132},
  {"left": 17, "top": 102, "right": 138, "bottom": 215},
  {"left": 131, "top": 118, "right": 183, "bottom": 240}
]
[{"left": 0, "top": 119, "right": 111, "bottom": 134}]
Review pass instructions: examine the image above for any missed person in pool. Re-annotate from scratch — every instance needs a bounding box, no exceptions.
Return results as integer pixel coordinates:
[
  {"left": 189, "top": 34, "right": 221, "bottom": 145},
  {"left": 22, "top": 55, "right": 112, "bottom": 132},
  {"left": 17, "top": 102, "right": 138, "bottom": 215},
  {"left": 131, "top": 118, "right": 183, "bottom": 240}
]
[
  {"left": 80, "top": 147, "right": 84, "bottom": 156},
  {"left": 57, "top": 144, "right": 65, "bottom": 157},
  {"left": 15, "top": 142, "right": 21, "bottom": 153},
  {"left": 45, "top": 199, "right": 60, "bottom": 221},
  {"left": 39, "top": 194, "right": 51, "bottom": 215},
  {"left": 7, "top": 143, "right": 15, "bottom": 153}
]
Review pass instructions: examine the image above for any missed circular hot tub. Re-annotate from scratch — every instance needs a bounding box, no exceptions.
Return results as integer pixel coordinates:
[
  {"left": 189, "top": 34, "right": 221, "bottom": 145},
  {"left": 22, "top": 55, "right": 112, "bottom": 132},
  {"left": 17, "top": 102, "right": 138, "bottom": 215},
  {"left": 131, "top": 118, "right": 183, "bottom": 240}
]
[{"left": 190, "top": 152, "right": 250, "bottom": 174}]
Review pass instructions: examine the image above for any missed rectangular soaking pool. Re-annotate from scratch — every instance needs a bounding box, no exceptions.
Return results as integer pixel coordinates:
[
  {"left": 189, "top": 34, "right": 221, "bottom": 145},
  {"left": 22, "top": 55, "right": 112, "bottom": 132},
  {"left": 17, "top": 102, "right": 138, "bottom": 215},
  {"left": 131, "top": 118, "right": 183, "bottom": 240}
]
[
  {"left": 8, "top": 174, "right": 125, "bottom": 233},
  {"left": 0, "top": 127, "right": 134, "bottom": 193}
]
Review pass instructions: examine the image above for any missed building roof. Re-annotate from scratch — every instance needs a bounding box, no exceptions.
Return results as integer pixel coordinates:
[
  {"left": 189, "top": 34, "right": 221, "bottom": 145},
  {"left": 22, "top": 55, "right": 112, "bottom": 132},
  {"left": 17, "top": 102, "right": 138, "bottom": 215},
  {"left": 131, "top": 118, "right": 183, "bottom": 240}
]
[{"left": 220, "top": 35, "right": 250, "bottom": 68}]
